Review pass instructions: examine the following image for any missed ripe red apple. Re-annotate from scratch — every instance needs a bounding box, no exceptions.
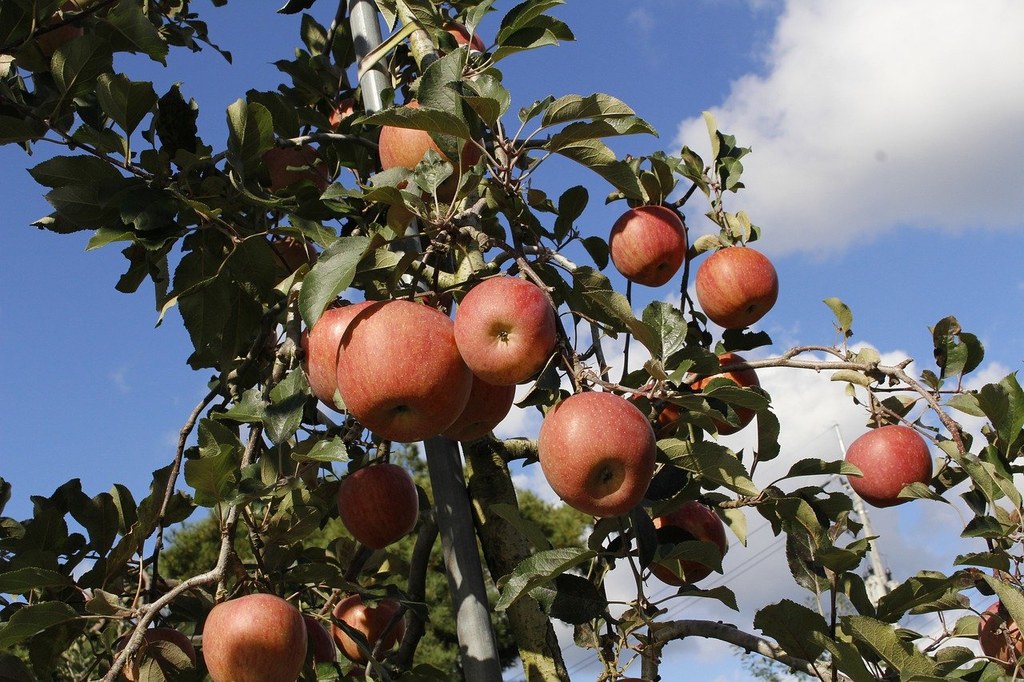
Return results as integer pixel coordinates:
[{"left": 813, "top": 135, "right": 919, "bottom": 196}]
[
  {"left": 444, "top": 21, "right": 486, "bottom": 52},
  {"left": 377, "top": 101, "right": 482, "bottom": 180},
  {"left": 843, "top": 425, "right": 932, "bottom": 508},
  {"left": 303, "top": 302, "right": 373, "bottom": 412},
  {"left": 302, "top": 614, "right": 337, "bottom": 663},
  {"left": 538, "top": 392, "right": 657, "bottom": 517},
  {"left": 979, "top": 601, "right": 1024, "bottom": 668},
  {"left": 202, "top": 593, "right": 307, "bottom": 682},
  {"left": 331, "top": 594, "right": 406, "bottom": 664},
  {"left": 336, "top": 462, "right": 419, "bottom": 549},
  {"left": 453, "top": 276, "right": 558, "bottom": 386},
  {"left": 116, "top": 627, "right": 197, "bottom": 681},
  {"left": 691, "top": 352, "right": 760, "bottom": 435},
  {"left": 442, "top": 374, "right": 517, "bottom": 441},
  {"left": 649, "top": 500, "right": 728, "bottom": 586},
  {"left": 609, "top": 205, "right": 688, "bottom": 287},
  {"left": 694, "top": 247, "right": 779, "bottom": 329},
  {"left": 335, "top": 299, "right": 473, "bottom": 442},
  {"left": 263, "top": 145, "right": 330, "bottom": 193}
]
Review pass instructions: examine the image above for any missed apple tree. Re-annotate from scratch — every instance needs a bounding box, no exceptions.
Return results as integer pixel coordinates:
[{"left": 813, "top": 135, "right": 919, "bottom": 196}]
[{"left": 1, "top": 1, "right": 1022, "bottom": 681}]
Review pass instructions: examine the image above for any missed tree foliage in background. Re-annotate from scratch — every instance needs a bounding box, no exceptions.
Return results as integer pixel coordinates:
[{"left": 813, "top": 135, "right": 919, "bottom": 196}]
[{"left": 0, "top": 1, "right": 1022, "bottom": 681}]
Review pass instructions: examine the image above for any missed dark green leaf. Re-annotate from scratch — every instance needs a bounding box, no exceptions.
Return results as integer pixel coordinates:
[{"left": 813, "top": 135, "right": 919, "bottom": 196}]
[
  {"left": 265, "top": 369, "right": 309, "bottom": 445},
  {"left": 754, "top": 599, "right": 829, "bottom": 662},
  {"left": 529, "top": 573, "right": 604, "bottom": 625},
  {"left": 298, "top": 235, "right": 372, "bottom": 326},
  {"left": 226, "top": 99, "right": 274, "bottom": 176},
  {"left": 844, "top": 615, "right": 939, "bottom": 677},
  {"left": 50, "top": 35, "right": 113, "bottom": 111},
  {"left": 96, "top": 73, "right": 157, "bottom": 136},
  {"left": 660, "top": 439, "right": 758, "bottom": 496},
  {"left": 291, "top": 436, "right": 349, "bottom": 463},
  {"left": 0, "top": 568, "right": 73, "bottom": 594},
  {"left": 0, "top": 602, "right": 80, "bottom": 649},
  {"left": 97, "top": 0, "right": 168, "bottom": 62},
  {"left": 976, "top": 373, "right": 1024, "bottom": 448},
  {"left": 495, "top": 547, "right": 596, "bottom": 611},
  {"left": 553, "top": 138, "right": 643, "bottom": 200},
  {"left": 642, "top": 301, "right": 688, "bottom": 360}
]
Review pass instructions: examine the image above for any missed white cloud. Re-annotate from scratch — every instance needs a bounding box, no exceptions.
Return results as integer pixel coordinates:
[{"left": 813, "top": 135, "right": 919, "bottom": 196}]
[{"left": 675, "top": 0, "right": 1024, "bottom": 256}]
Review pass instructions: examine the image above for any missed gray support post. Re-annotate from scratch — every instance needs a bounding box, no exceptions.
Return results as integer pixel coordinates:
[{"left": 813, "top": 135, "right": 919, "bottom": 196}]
[{"left": 345, "top": 5, "right": 503, "bottom": 679}]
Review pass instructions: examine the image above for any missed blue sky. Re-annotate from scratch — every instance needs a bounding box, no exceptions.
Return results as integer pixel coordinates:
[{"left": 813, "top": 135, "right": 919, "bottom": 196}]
[{"left": 2, "top": 1, "right": 1023, "bottom": 679}]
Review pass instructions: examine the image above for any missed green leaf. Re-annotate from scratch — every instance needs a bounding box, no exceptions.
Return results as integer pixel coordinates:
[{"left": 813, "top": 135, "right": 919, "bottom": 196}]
[
  {"left": 753, "top": 599, "right": 829, "bottom": 663},
  {"left": 660, "top": 439, "right": 758, "bottom": 496},
  {"left": 553, "top": 138, "right": 643, "bottom": 200},
  {"left": 184, "top": 420, "right": 241, "bottom": 507},
  {"left": 226, "top": 99, "right": 274, "bottom": 176},
  {"left": 265, "top": 369, "right": 309, "bottom": 445},
  {"left": 0, "top": 601, "right": 80, "bottom": 650},
  {"left": 291, "top": 436, "right": 349, "bottom": 463},
  {"left": 553, "top": 185, "right": 588, "bottom": 242},
  {"left": 359, "top": 105, "right": 472, "bottom": 141},
  {"left": 96, "top": 73, "right": 157, "bottom": 136},
  {"left": 97, "top": 0, "right": 168, "bottom": 62},
  {"left": 844, "top": 615, "right": 939, "bottom": 677},
  {"left": 575, "top": 269, "right": 659, "bottom": 354},
  {"left": 778, "top": 458, "right": 860, "bottom": 482},
  {"left": 541, "top": 93, "right": 640, "bottom": 127},
  {"left": 547, "top": 118, "right": 656, "bottom": 150},
  {"left": 580, "top": 236, "right": 608, "bottom": 270},
  {"left": 495, "top": 547, "right": 596, "bottom": 611},
  {"left": 215, "top": 389, "right": 267, "bottom": 424},
  {"left": 529, "top": 573, "right": 604, "bottom": 625},
  {"left": 498, "top": 0, "right": 565, "bottom": 39},
  {"left": 642, "top": 302, "right": 688, "bottom": 360},
  {"left": 298, "top": 235, "right": 372, "bottom": 326},
  {"left": 50, "top": 35, "right": 113, "bottom": 111},
  {"left": 976, "top": 373, "right": 1024, "bottom": 448},
  {"left": 824, "top": 297, "right": 853, "bottom": 338},
  {"left": 29, "top": 155, "right": 126, "bottom": 189},
  {"left": 982, "top": 575, "right": 1024, "bottom": 642},
  {"left": 0, "top": 568, "right": 73, "bottom": 594},
  {"left": 932, "top": 316, "right": 984, "bottom": 380}
]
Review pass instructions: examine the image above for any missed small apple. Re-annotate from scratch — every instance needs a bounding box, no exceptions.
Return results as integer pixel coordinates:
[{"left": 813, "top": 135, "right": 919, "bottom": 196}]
[
  {"left": 337, "top": 462, "right": 419, "bottom": 549},
  {"left": 331, "top": 594, "right": 406, "bottom": 664},
  {"left": 443, "top": 21, "right": 486, "bottom": 52},
  {"left": 202, "top": 593, "right": 307, "bottom": 682},
  {"left": 303, "top": 302, "right": 374, "bottom": 411},
  {"left": 979, "top": 601, "right": 1023, "bottom": 669},
  {"left": 694, "top": 247, "right": 778, "bottom": 329},
  {"left": 116, "top": 627, "right": 197, "bottom": 682},
  {"left": 269, "top": 236, "right": 317, "bottom": 273},
  {"left": 649, "top": 500, "right": 728, "bottom": 586},
  {"left": 843, "top": 425, "right": 932, "bottom": 508},
  {"left": 538, "top": 392, "right": 657, "bottom": 517},
  {"left": 377, "top": 101, "right": 482, "bottom": 186},
  {"left": 302, "top": 614, "right": 337, "bottom": 664},
  {"left": 335, "top": 299, "right": 473, "bottom": 443},
  {"left": 263, "top": 144, "right": 330, "bottom": 194},
  {"left": 35, "top": 3, "right": 84, "bottom": 58},
  {"left": 442, "top": 374, "right": 517, "bottom": 441},
  {"left": 691, "top": 352, "right": 760, "bottom": 435},
  {"left": 329, "top": 98, "right": 357, "bottom": 129},
  {"left": 453, "top": 276, "right": 558, "bottom": 386},
  {"left": 609, "top": 205, "right": 688, "bottom": 287}
]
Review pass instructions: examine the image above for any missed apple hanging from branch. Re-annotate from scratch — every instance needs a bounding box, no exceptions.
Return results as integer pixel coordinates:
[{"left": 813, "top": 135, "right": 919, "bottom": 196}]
[
  {"left": 843, "top": 424, "right": 932, "bottom": 507},
  {"left": 201, "top": 593, "right": 308, "bottom": 682},
  {"left": 336, "top": 462, "right": 420, "bottom": 550}
]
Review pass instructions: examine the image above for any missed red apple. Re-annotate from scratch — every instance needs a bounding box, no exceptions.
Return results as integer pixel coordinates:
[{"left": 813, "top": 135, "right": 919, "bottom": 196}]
[
  {"left": 302, "top": 614, "right": 337, "bottom": 664},
  {"left": 691, "top": 352, "right": 760, "bottom": 435},
  {"left": 843, "top": 425, "right": 932, "bottom": 508},
  {"left": 694, "top": 247, "right": 778, "bottom": 329},
  {"left": 609, "top": 205, "right": 688, "bottom": 287},
  {"left": 538, "top": 392, "right": 657, "bottom": 517},
  {"left": 335, "top": 299, "right": 473, "bottom": 442},
  {"left": 263, "top": 145, "right": 330, "bottom": 193},
  {"left": 377, "top": 101, "right": 481, "bottom": 182},
  {"left": 303, "top": 302, "right": 374, "bottom": 412},
  {"left": 116, "top": 627, "right": 197, "bottom": 681},
  {"left": 443, "top": 374, "right": 517, "bottom": 441},
  {"left": 979, "top": 601, "right": 1024, "bottom": 669},
  {"left": 328, "top": 98, "right": 356, "bottom": 129},
  {"left": 331, "top": 594, "right": 405, "bottom": 664},
  {"left": 202, "top": 593, "right": 307, "bottom": 682},
  {"left": 453, "top": 276, "right": 558, "bottom": 386},
  {"left": 444, "top": 21, "right": 486, "bottom": 52},
  {"left": 649, "top": 500, "right": 728, "bottom": 586},
  {"left": 336, "top": 462, "right": 419, "bottom": 549}
]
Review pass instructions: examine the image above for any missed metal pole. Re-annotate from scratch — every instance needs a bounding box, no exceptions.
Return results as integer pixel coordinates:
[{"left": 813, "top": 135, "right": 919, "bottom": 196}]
[{"left": 345, "top": 5, "right": 503, "bottom": 679}]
